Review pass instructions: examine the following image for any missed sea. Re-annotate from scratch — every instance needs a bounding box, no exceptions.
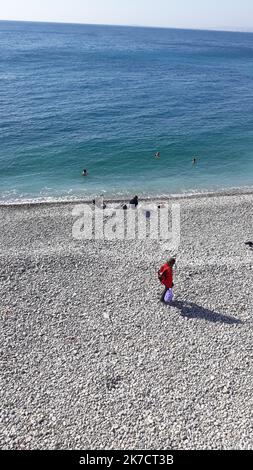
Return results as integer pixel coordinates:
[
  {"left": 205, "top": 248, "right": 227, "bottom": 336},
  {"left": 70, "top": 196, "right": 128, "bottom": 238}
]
[{"left": 0, "top": 20, "right": 253, "bottom": 203}]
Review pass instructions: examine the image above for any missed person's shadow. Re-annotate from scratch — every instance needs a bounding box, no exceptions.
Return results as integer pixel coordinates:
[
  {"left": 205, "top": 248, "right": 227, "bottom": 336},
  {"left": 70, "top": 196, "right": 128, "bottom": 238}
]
[{"left": 171, "top": 300, "right": 243, "bottom": 325}]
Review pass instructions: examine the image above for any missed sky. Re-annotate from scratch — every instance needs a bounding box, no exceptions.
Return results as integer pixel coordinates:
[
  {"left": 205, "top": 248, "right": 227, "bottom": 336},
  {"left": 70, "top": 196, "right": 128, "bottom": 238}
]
[{"left": 0, "top": 0, "right": 253, "bottom": 32}]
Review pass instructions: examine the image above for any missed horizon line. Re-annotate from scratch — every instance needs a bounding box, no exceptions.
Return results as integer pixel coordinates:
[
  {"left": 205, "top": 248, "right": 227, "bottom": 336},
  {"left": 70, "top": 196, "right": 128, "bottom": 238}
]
[{"left": 0, "top": 18, "right": 253, "bottom": 35}]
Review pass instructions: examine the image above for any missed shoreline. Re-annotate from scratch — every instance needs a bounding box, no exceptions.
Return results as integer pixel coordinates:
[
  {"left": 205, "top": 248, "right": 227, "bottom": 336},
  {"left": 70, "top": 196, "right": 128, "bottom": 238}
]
[{"left": 0, "top": 186, "right": 253, "bottom": 209}]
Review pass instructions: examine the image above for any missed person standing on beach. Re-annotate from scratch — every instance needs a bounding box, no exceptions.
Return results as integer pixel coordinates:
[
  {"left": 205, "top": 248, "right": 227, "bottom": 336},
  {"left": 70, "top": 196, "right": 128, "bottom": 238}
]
[{"left": 158, "top": 258, "right": 176, "bottom": 303}]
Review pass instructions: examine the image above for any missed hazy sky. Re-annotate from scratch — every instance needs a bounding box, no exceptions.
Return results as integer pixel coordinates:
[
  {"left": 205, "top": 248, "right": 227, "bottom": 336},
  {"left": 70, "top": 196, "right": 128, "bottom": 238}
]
[{"left": 0, "top": 0, "right": 253, "bottom": 31}]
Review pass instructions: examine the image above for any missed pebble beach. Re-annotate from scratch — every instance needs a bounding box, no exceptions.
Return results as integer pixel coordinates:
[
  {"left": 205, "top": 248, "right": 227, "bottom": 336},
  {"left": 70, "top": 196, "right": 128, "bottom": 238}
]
[{"left": 0, "top": 191, "right": 253, "bottom": 450}]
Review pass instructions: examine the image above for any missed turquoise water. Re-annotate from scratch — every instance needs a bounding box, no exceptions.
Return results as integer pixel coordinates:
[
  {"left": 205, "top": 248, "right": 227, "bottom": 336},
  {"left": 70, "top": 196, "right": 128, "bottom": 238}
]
[{"left": 0, "top": 21, "right": 253, "bottom": 202}]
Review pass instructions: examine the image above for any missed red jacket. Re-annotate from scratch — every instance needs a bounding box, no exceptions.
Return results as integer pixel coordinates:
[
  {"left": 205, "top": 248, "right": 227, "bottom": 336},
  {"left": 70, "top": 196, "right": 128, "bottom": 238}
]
[{"left": 158, "top": 263, "right": 173, "bottom": 289}]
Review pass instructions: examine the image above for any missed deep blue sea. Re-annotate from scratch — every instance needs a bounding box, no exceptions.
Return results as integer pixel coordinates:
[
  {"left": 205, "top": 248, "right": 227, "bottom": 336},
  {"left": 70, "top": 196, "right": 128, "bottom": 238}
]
[{"left": 1, "top": 20, "right": 253, "bottom": 202}]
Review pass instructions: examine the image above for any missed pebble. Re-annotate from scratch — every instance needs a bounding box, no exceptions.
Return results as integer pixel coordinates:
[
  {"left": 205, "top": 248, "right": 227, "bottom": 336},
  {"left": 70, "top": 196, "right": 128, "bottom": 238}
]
[{"left": 0, "top": 194, "right": 252, "bottom": 450}]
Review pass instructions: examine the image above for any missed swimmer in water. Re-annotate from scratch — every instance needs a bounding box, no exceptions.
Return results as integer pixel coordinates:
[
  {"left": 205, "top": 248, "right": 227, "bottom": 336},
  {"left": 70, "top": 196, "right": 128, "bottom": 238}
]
[
  {"left": 82, "top": 169, "right": 88, "bottom": 176},
  {"left": 192, "top": 157, "right": 197, "bottom": 165},
  {"left": 155, "top": 152, "right": 160, "bottom": 159}
]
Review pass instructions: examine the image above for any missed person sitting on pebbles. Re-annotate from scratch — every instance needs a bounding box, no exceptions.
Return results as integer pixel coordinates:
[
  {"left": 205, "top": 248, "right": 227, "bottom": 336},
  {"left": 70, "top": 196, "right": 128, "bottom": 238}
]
[{"left": 129, "top": 195, "right": 138, "bottom": 209}]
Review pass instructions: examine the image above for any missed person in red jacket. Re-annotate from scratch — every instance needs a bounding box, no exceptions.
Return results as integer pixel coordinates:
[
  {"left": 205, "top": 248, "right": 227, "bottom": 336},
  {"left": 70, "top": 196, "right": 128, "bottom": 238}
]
[{"left": 158, "top": 257, "right": 176, "bottom": 303}]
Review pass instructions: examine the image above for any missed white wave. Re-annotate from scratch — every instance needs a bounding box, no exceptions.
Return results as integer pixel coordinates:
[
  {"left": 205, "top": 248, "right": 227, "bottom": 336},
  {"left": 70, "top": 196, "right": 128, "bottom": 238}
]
[{"left": 0, "top": 184, "right": 253, "bottom": 207}]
